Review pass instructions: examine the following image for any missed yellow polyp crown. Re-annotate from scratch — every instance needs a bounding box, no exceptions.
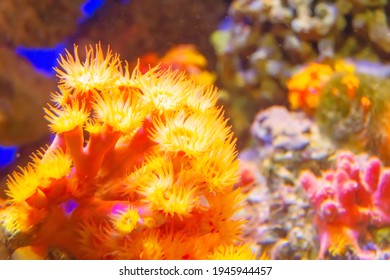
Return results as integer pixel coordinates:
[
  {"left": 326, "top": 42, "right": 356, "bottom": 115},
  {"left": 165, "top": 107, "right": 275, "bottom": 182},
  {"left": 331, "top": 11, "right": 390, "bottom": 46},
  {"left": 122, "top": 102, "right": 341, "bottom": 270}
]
[
  {"left": 33, "top": 149, "right": 73, "bottom": 180},
  {"left": 111, "top": 207, "right": 141, "bottom": 234},
  {"left": 92, "top": 91, "right": 146, "bottom": 134},
  {"left": 149, "top": 108, "right": 231, "bottom": 158},
  {"left": 6, "top": 165, "right": 41, "bottom": 203},
  {"left": 208, "top": 244, "right": 256, "bottom": 260},
  {"left": 141, "top": 70, "right": 193, "bottom": 113},
  {"left": 44, "top": 101, "right": 89, "bottom": 134},
  {"left": 55, "top": 44, "right": 121, "bottom": 96},
  {"left": 1, "top": 205, "right": 31, "bottom": 235}
]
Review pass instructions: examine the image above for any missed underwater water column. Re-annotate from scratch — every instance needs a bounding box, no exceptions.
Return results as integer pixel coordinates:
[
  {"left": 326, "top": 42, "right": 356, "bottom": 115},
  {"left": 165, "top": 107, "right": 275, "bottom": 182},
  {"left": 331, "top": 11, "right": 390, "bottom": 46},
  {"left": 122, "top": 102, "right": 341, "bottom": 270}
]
[
  {"left": 0, "top": 146, "right": 17, "bottom": 168},
  {"left": 1, "top": 0, "right": 108, "bottom": 166}
]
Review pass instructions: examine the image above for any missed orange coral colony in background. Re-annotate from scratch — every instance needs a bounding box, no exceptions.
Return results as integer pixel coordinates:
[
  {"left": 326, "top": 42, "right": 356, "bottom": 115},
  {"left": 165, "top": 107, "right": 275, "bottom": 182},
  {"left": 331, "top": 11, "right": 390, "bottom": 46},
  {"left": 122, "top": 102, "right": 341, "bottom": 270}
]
[
  {"left": 0, "top": 44, "right": 253, "bottom": 260},
  {"left": 287, "top": 60, "right": 359, "bottom": 115}
]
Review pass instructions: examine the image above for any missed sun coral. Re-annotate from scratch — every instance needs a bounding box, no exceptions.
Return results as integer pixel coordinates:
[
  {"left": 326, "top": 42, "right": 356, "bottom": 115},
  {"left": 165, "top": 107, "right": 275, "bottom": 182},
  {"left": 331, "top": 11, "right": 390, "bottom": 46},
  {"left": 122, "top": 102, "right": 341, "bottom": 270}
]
[
  {"left": 300, "top": 151, "right": 390, "bottom": 259},
  {"left": 0, "top": 44, "right": 251, "bottom": 260}
]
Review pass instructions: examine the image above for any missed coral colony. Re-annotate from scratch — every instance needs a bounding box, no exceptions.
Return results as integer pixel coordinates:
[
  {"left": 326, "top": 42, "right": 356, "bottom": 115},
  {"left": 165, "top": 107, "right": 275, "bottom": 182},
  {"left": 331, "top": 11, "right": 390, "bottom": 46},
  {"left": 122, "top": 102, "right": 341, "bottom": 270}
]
[{"left": 0, "top": 44, "right": 253, "bottom": 260}]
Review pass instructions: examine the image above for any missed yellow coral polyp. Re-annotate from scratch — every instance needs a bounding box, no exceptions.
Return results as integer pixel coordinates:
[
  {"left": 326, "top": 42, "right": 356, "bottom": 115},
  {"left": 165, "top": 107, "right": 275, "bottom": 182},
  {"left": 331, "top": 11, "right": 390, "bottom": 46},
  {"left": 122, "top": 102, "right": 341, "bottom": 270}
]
[
  {"left": 92, "top": 91, "right": 146, "bottom": 134},
  {"left": 33, "top": 149, "right": 73, "bottom": 180},
  {"left": 185, "top": 84, "right": 219, "bottom": 112},
  {"left": 136, "top": 157, "right": 175, "bottom": 193},
  {"left": 84, "top": 120, "right": 105, "bottom": 134},
  {"left": 76, "top": 219, "right": 116, "bottom": 259},
  {"left": 6, "top": 165, "right": 41, "bottom": 203},
  {"left": 140, "top": 230, "right": 197, "bottom": 260},
  {"left": 111, "top": 207, "right": 141, "bottom": 234},
  {"left": 135, "top": 160, "right": 197, "bottom": 218},
  {"left": 0, "top": 202, "right": 47, "bottom": 236},
  {"left": 194, "top": 140, "right": 239, "bottom": 192},
  {"left": 209, "top": 244, "right": 256, "bottom": 260},
  {"left": 1, "top": 205, "right": 32, "bottom": 235},
  {"left": 44, "top": 101, "right": 89, "bottom": 133},
  {"left": 139, "top": 230, "right": 164, "bottom": 260},
  {"left": 141, "top": 70, "right": 193, "bottom": 113},
  {"left": 150, "top": 109, "right": 230, "bottom": 158},
  {"left": 55, "top": 44, "right": 120, "bottom": 96},
  {"left": 156, "top": 183, "right": 198, "bottom": 218}
]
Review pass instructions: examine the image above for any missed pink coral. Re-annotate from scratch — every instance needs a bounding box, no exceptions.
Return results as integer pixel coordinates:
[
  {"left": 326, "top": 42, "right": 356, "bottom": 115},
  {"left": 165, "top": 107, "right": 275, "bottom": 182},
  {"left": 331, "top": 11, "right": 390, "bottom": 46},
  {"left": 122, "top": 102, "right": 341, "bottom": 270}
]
[{"left": 300, "top": 151, "right": 390, "bottom": 259}]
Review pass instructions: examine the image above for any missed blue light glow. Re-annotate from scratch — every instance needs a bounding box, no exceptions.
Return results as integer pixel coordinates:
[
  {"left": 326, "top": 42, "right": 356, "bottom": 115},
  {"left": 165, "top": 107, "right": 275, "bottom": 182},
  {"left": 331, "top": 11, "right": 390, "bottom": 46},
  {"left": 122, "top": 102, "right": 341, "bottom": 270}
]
[
  {"left": 219, "top": 16, "right": 233, "bottom": 30},
  {"left": 81, "top": 0, "right": 105, "bottom": 17},
  {"left": 0, "top": 146, "right": 18, "bottom": 167},
  {"left": 62, "top": 199, "right": 79, "bottom": 217},
  {"left": 15, "top": 43, "right": 66, "bottom": 76}
]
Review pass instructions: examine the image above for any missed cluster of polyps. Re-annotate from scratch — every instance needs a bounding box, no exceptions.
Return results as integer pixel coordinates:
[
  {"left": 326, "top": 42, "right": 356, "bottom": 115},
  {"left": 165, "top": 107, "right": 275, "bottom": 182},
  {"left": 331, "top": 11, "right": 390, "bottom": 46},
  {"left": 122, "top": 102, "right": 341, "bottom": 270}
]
[{"left": 0, "top": 44, "right": 253, "bottom": 260}]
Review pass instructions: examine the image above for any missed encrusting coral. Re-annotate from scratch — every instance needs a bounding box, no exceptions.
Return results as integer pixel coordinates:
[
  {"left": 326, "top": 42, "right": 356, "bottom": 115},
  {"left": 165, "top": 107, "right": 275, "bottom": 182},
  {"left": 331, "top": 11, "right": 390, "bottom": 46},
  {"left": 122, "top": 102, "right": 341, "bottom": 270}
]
[
  {"left": 0, "top": 44, "right": 253, "bottom": 260},
  {"left": 300, "top": 151, "right": 390, "bottom": 259}
]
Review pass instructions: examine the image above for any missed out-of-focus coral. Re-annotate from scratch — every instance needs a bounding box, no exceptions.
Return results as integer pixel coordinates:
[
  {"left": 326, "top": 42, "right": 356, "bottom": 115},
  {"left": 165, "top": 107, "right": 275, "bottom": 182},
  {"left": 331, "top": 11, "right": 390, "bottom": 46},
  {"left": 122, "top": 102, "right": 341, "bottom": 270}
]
[
  {"left": 0, "top": 0, "right": 84, "bottom": 48},
  {"left": 211, "top": 0, "right": 390, "bottom": 143},
  {"left": 235, "top": 106, "right": 335, "bottom": 259},
  {"left": 316, "top": 71, "right": 390, "bottom": 163},
  {"left": 250, "top": 106, "right": 334, "bottom": 177},
  {"left": 287, "top": 60, "right": 358, "bottom": 115},
  {"left": 236, "top": 174, "right": 318, "bottom": 259},
  {"left": 0, "top": 47, "right": 55, "bottom": 146},
  {"left": 0, "top": 44, "right": 253, "bottom": 260},
  {"left": 300, "top": 151, "right": 390, "bottom": 259},
  {"left": 136, "top": 45, "right": 216, "bottom": 86}
]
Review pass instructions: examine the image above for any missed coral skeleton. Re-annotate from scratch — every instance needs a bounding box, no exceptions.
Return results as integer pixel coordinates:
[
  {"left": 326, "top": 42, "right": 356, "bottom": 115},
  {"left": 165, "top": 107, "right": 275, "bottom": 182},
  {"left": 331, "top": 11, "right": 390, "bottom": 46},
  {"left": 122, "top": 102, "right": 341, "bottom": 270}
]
[{"left": 0, "top": 44, "right": 252, "bottom": 260}]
